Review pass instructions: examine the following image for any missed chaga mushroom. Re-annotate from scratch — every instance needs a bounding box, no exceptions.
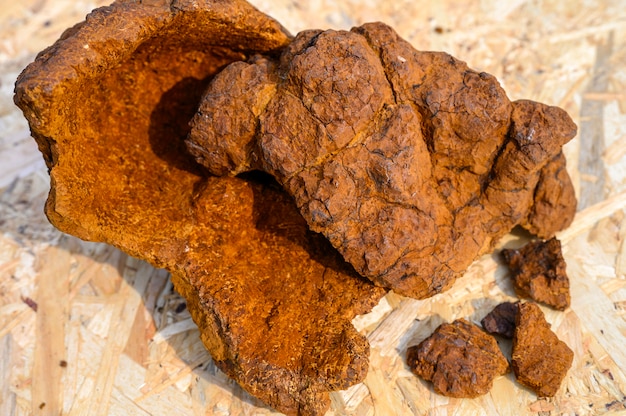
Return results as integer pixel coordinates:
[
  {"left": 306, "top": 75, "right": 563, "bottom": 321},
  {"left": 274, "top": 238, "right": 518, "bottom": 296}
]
[
  {"left": 501, "top": 237, "right": 571, "bottom": 310},
  {"left": 187, "top": 22, "right": 578, "bottom": 299},
  {"left": 176, "top": 174, "right": 386, "bottom": 415},
  {"left": 14, "top": 1, "right": 387, "bottom": 414},
  {"left": 512, "top": 302, "right": 574, "bottom": 397},
  {"left": 406, "top": 319, "right": 509, "bottom": 398},
  {"left": 481, "top": 301, "right": 520, "bottom": 339}
]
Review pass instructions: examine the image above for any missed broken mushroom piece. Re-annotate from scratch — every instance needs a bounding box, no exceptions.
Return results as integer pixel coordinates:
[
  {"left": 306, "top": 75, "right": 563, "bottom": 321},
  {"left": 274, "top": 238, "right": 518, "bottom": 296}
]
[
  {"left": 501, "top": 237, "right": 571, "bottom": 310},
  {"left": 481, "top": 301, "right": 520, "bottom": 339},
  {"left": 512, "top": 302, "right": 574, "bottom": 397},
  {"left": 14, "top": 1, "right": 387, "bottom": 415},
  {"left": 406, "top": 319, "right": 509, "bottom": 398},
  {"left": 187, "top": 21, "right": 578, "bottom": 299}
]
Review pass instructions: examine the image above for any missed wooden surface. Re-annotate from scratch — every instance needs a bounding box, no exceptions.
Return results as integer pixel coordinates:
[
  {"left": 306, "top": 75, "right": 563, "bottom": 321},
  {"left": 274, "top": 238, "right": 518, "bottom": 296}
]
[{"left": 1, "top": 0, "right": 626, "bottom": 415}]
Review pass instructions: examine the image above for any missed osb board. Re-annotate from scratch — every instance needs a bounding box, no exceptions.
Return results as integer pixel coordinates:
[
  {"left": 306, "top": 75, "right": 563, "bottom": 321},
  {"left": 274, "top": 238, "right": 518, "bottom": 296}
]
[{"left": 1, "top": 0, "right": 626, "bottom": 415}]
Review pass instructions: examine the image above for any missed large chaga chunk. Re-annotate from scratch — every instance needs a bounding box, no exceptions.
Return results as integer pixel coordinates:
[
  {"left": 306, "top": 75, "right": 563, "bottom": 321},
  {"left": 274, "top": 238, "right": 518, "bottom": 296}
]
[
  {"left": 406, "top": 319, "right": 509, "bottom": 398},
  {"left": 187, "top": 22, "right": 578, "bottom": 299},
  {"left": 512, "top": 302, "right": 574, "bottom": 397},
  {"left": 14, "top": 1, "right": 388, "bottom": 415},
  {"left": 501, "top": 238, "right": 571, "bottom": 310}
]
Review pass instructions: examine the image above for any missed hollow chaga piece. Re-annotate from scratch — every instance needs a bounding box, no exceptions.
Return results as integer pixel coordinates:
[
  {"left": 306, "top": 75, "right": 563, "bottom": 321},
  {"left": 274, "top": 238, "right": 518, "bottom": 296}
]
[
  {"left": 14, "top": 0, "right": 292, "bottom": 255},
  {"left": 406, "top": 319, "right": 508, "bottom": 398},
  {"left": 14, "top": 1, "right": 387, "bottom": 415},
  {"left": 512, "top": 302, "right": 574, "bottom": 397},
  {"left": 501, "top": 238, "right": 571, "bottom": 310},
  {"left": 481, "top": 301, "right": 520, "bottom": 339},
  {"left": 187, "top": 21, "right": 578, "bottom": 299}
]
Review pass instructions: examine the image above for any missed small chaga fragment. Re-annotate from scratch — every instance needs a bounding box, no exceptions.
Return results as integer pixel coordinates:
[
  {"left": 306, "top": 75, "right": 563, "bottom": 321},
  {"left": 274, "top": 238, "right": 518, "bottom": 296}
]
[
  {"left": 188, "top": 21, "right": 578, "bottom": 299},
  {"left": 481, "top": 301, "right": 519, "bottom": 338},
  {"left": 512, "top": 302, "right": 574, "bottom": 397},
  {"left": 406, "top": 319, "right": 508, "bottom": 398},
  {"left": 501, "top": 238, "right": 570, "bottom": 310}
]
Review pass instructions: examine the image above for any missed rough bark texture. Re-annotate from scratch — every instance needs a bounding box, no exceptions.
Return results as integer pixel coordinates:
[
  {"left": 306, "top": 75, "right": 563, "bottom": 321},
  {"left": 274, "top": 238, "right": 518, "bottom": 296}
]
[
  {"left": 512, "top": 302, "right": 574, "bottom": 397},
  {"left": 481, "top": 301, "right": 520, "bottom": 338},
  {"left": 13, "top": 1, "right": 387, "bottom": 415},
  {"left": 406, "top": 319, "right": 509, "bottom": 398},
  {"left": 187, "top": 22, "right": 578, "bottom": 299},
  {"left": 502, "top": 238, "right": 571, "bottom": 310}
]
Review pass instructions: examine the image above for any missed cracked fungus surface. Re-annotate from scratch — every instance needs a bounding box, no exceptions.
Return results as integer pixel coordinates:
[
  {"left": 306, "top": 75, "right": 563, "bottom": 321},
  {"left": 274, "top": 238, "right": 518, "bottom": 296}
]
[
  {"left": 512, "top": 302, "right": 574, "bottom": 397},
  {"left": 187, "top": 22, "right": 577, "bottom": 298},
  {"left": 406, "top": 318, "right": 509, "bottom": 398},
  {"left": 13, "top": 1, "right": 387, "bottom": 415}
]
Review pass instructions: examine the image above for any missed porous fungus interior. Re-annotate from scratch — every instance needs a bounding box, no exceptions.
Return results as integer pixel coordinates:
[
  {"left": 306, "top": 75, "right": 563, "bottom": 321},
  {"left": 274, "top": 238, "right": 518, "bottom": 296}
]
[{"left": 50, "top": 25, "right": 244, "bottom": 264}]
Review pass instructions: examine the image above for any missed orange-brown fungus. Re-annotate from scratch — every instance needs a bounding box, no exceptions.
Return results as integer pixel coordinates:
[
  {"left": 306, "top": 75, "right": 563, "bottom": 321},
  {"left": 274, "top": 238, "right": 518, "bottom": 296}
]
[
  {"left": 502, "top": 237, "right": 571, "bottom": 310},
  {"left": 406, "top": 319, "right": 509, "bottom": 398},
  {"left": 14, "top": 1, "right": 386, "bottom": 414},
  {"left": 512, "top": 302, "right": 574, "bottom": 397},
  {"left": 187, "top": 22, "right": 577, "bottom": 299},
  {"left": 15, "top": 0, "right": 579, "bottom": 413}
]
